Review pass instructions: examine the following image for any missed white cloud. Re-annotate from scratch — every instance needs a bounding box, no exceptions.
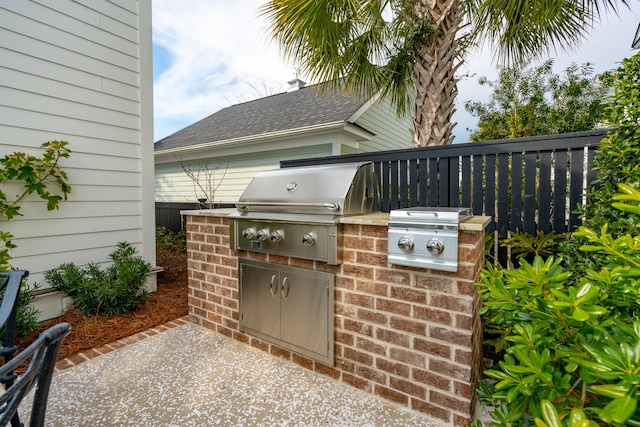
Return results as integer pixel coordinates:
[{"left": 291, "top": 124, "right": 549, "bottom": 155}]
[{"left": 152, "top": 0, "right": 298, "bottom": 140}]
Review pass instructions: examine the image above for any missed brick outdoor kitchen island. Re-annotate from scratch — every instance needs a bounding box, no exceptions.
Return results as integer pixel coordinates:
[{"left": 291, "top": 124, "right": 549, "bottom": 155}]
[{"left": 185, "top": 209, "right": 490, "bottom": 426}]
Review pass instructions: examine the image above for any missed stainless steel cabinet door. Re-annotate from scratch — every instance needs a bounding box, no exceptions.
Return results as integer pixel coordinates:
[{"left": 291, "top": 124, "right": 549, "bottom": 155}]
[
  {"left": 240, "top": 262, "right": 280, "bottom": 339},
  {"left": 280, "top": 269, "right": 330, "bottom": 358},
  {"left": 239, "top": 258, "right": 334, "bottom": 365}
]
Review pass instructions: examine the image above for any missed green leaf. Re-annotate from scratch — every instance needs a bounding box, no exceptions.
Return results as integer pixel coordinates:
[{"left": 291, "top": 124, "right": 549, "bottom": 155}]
[
  {"left": 600, "top": 395, "right": 637, "bottom": 424},
  {"left": 569, "top": 408, "right": 586, "bottom": 424},
  {"left": 591, "top": 383, "right": 631, "bottom": 399},
  {"left": 534, "top": 418, "right": 548, "bottom": 427},
  {"left": 540, "top": 400, "right": 562, "bottom": 427},
  {"left": 572, "top": 307, "right": 590, "bottom": 321},
  {"left": 576, "top": 282, "right": 599, "bottom": 301}
]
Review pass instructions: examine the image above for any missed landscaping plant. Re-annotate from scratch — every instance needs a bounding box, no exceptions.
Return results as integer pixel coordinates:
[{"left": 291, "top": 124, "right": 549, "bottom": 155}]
[
  {"left": 45, "top": 242, "right": 151, "bottom": 316},
  {"left": 475, "top": 52, "right": 640, "bottom": 426},
  {"left": 0, "top": 140, "right": 71, "bottom": 338},
  {"left": 155, "top": 226, "right": 187, "bottom": 281},
  {"left": 476, "top": 184, "right": 640, "bottom": 425},
  {"left": 465, "top": 60, "right": 609, "bottom": 141},
  {"left": 562, "top": 52, "right": 640, "bottom": 276},
  {"left": 0, "top": 140, "right": 71, "bottom": 271},
  {"left": 501, "top": 229, "right": 566, "bottom": 264}
]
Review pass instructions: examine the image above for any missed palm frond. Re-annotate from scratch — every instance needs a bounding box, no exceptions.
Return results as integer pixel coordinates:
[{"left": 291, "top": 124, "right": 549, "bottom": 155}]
[
  {"left": 465, "top": 0, "right": 631, "bottom": 65},
  {"left": 260, "top": 0, "right": 430, "bottom": 116}
]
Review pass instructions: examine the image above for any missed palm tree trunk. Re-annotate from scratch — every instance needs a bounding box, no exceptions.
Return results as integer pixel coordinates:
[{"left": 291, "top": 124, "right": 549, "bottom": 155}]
[{"left": 412, "top": 0, "right": 464, "bottom": 147}]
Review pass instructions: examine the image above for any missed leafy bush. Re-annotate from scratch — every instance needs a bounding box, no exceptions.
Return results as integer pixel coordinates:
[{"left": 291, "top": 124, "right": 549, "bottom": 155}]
[
  {"left": 46, "top": 242, "right": 150, "bottom": 316},
  {"left": 465, "top": 60, "right": 609, "bottom": 141},
  {"left": 1, "top": 140, "right": 71, "bottom": 270},
  {"left": 561, "top": 52, "right": 640, "bottom": 276},
  {"left": 475, "top": 52, "right": 640, "bottom": 426},
  {"left": 501, "top": 229, "right": 566, "bottom": 264},
  {"left": 476, "top": 184, "right": 640, "bottom": 425},
  {"left": 155, "top": 227, "right": 187, "bottom": 280},
  {"left": 0, "top": 279, "right": 40, "bottom": 345},
  {"left": 156, "top": 226, "right": 186, "bottom": 253}
]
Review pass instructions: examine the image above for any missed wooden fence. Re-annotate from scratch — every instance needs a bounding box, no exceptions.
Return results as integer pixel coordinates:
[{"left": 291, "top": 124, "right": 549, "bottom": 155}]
[{"left": 281, "top": 130, "right": 606, "bottom": 265}]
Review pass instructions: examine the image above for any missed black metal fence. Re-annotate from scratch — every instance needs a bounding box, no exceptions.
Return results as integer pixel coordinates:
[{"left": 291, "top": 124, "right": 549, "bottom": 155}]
[
  {"left": 155, "top": 202, "right": 195, "bottom": 232},
  {"left": 281, "top": 130, "right": 606, "bottom": 265}
]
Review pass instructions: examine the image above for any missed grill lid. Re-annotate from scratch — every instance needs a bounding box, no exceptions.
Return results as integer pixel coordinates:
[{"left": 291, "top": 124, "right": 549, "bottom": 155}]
[{"left": 230, "top": 162, "right": 380, "bottom": 219}]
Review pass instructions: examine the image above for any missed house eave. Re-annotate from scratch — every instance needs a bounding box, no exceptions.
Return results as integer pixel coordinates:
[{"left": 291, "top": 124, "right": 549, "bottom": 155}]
[{"left": 154, "top": 121, "right": 374, "bottom": 158}]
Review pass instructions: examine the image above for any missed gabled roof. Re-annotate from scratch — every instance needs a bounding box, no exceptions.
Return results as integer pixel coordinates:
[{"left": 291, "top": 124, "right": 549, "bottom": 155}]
[{"left": 154, "top": 82, "right": 372, "bottom": 152}]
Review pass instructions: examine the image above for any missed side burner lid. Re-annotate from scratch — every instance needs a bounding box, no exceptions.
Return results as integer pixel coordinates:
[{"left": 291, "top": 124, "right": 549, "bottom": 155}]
[{"left": 388, "top": 207, "right": 472, "bottom": 228}]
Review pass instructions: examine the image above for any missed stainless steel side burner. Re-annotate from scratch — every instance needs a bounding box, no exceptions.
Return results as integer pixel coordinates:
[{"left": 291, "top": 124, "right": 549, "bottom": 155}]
[{"left": 387, "top": 207, "right": 472, "bottom": 271}]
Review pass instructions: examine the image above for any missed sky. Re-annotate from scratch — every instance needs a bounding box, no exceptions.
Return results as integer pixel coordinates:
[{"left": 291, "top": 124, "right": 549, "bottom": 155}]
[{"left": 152, "top": 1, "right": 640, "bottom": 144}]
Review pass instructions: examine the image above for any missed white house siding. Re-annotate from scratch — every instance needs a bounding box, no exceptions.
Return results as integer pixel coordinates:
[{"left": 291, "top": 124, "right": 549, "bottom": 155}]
[
  {"left": 155, "top": 144, "right": 332, "bottom": 205},
  {"left": 351, "top": 96, "right": 413, "bottom": 152},
  {"left": 0, "top": 0, "right": 155, "bottom": 320},
  {"left": 154, "top": 95, "right": 412, "bottom": 208}
]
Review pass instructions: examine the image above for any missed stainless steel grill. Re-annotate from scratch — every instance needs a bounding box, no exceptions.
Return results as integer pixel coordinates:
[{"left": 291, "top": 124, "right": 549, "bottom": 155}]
[
  {"left": 229, "top": 162, "right": 380, "bottom": 365},
  {"left": 387, "top": 207, "right": 472, "bottom": 271},
  {"left": 229, "top": 162, "right": 380, "bottom": 264}
]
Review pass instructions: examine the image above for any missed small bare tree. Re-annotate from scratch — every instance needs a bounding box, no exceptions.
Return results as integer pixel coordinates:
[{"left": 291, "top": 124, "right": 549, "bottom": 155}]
[{"left": 176, "top": 157, "right": 228, "bottom": 209}]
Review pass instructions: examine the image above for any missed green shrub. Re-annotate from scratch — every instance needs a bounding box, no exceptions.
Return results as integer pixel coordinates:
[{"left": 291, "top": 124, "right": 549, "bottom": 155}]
[
  {"left": 155, "top": 227, "right": 186, "bottom": 280},
  {"left": 1, "top": 140, "right": 71, "bottom": 271},
  {"left": 156, "top": 226, "right": 186, "bottom": 253},
  {"left": 561, "top": 52, "right": 640, "bottom": 276},
  {"left": 0, "top": 279, "right": 40, "bottom": 345},
  {"left": 46, "top": 242, "right": 150, "bottom": 316},
  {"left": 475, "top": 52, "right": 640, "bottom": 426},
  {"left": 501, "top": 229, "right": 566, "bottom": 264},
  {"left": 476, "top": 184, "right": 640, "bottom": 425}
]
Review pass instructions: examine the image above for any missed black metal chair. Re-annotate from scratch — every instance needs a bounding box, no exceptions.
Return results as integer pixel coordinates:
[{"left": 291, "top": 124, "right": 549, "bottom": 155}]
[
  {"left": 0, "top": 322, "right": 70, "bottom": 427},
  {"left": 0, "top": 270, "right": 29, "bottom": 427},
  {"left": 0, "top": 270, "right": 26, "bottom": 364},
  {"left": 0, "top": 271, "right": 71, "bottom": 426}
]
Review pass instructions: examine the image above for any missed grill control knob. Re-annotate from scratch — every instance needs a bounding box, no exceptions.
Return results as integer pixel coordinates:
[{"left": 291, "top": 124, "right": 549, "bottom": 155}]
[
  {"left": 302, "top": 232, "right": 316, "bottom": 246},
  {"left": 256, "top": 229, "right": 269, "bottom": 241},
  {"left": 269, "top": 230, "right": 283, "bottom": 242},
  {"left": 397, "top": 236, "right": 414, "bottom": 252},
  {"left": 241, "top": 228, "right": 257, "bottom": 239},
  {"left": 426, "top": 238, "right": 445, "bottom": 255}
]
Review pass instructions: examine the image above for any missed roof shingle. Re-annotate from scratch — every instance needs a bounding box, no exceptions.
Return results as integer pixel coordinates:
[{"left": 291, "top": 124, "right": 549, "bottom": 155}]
[{"left": 154, "top": 82, "right": 369, "bottom": 151}]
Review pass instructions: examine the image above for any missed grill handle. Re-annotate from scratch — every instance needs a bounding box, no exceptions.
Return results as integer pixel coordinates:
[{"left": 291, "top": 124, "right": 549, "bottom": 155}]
[
  {"left": 406, "top": 211, "right": 439, "bottom": 217},
  {"left": 236, "top": 201, "right": 340, "bottom": 212}
]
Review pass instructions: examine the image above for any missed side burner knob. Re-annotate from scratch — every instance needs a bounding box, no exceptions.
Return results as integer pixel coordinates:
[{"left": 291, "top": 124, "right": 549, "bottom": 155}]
[
  {"left": 241, "top": 228, "right": 257, "bottom": 239},
  {"left": 256, "top": 229, "right": 269, "bottom": 241},
  {"left": 269, "top": 230, "right": 283, "bottom": 242},
  {"left": 426, "top": 238, "right": 445, "bottom": 255},
  {"left": 301, "top": 232, "right": 316, "bottom": 246},
  {"left": 397, "top": 236, "right": 414, "bottom": 252}
]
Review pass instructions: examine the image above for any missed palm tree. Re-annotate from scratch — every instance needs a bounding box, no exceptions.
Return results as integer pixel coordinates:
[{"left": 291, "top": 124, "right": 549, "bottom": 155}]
[{"left": 260, "top": 0, "right": 629, "bottom": 147}]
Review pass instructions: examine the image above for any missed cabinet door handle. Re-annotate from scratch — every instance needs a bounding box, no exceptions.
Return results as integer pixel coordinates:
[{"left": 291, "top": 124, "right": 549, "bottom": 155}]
[
  {"left": 269, "top": 274, "right": 278, "bottom": 298},
  {"left": 281, "top": 276, "right": 290, "bottom": 300}
]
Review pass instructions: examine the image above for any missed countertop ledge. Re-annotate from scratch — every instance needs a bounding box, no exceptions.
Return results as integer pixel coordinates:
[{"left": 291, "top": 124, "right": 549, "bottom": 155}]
[
  {"left": 183, "top": 209, "right": 491, "bottom": 231},
  {"left": 339, "top": 213, "right": 491, "bottom": 231}
]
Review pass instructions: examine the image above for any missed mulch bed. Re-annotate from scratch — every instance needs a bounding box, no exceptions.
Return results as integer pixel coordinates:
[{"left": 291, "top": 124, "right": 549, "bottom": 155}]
[{"left": 18, "top": 261, "right": 188, "bottom": 363}]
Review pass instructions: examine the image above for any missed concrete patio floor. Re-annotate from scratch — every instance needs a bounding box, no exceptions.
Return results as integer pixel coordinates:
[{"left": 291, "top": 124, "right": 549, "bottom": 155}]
[{"left": 20, "top": 318, "right": 449, "bottom": 426}]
